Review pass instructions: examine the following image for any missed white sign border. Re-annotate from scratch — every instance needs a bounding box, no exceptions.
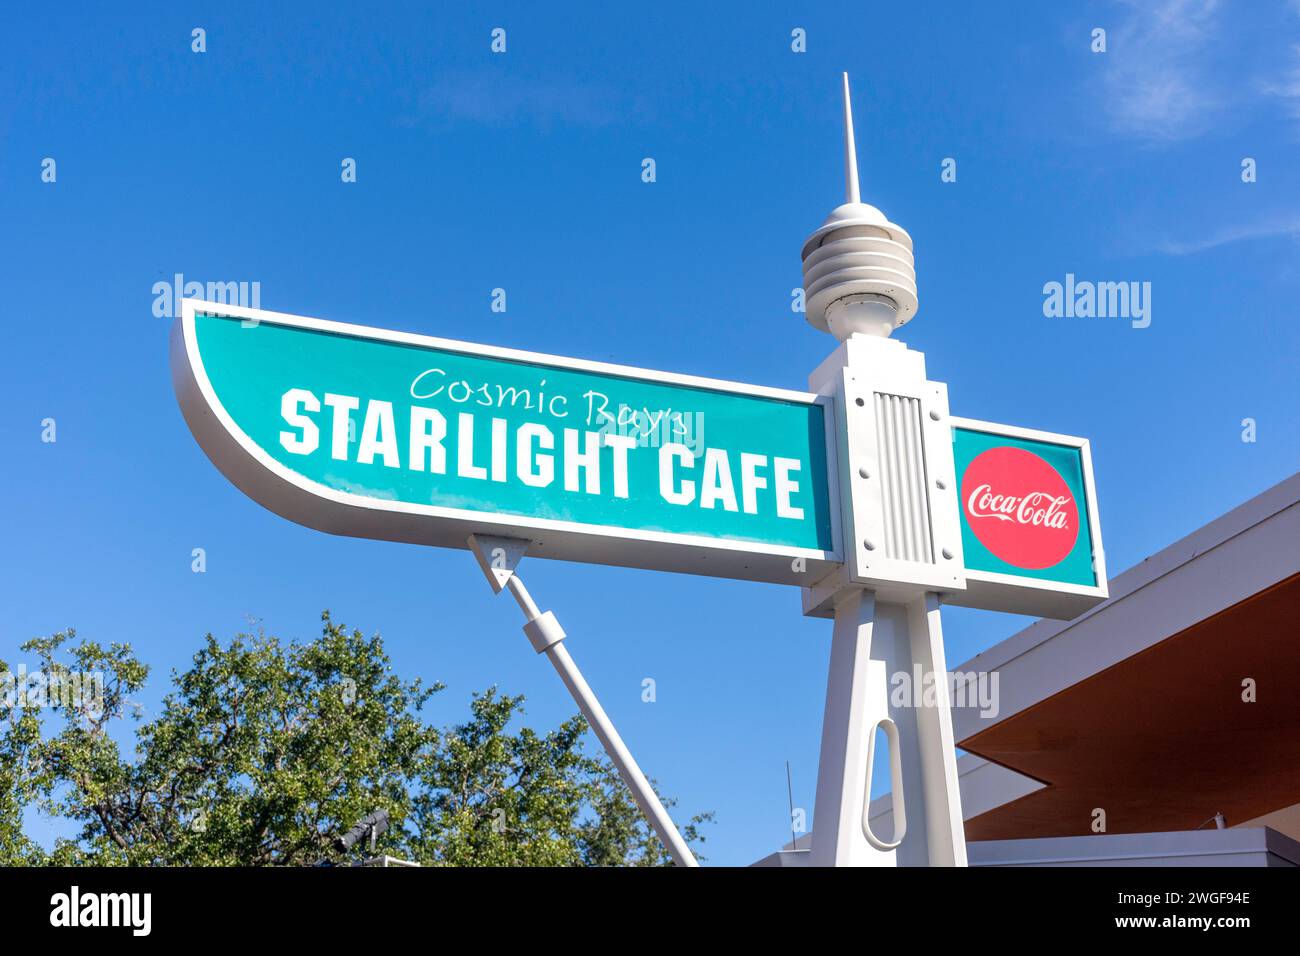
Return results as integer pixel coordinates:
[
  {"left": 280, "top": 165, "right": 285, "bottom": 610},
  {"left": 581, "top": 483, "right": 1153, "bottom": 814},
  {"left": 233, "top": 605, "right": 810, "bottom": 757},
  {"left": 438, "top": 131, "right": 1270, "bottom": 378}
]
[
  {"left": 172, "top": 299, "right": 843, "bottom": 586},
  {"left": 944, "top": 415, "right": 1108, "bottom": 619}
]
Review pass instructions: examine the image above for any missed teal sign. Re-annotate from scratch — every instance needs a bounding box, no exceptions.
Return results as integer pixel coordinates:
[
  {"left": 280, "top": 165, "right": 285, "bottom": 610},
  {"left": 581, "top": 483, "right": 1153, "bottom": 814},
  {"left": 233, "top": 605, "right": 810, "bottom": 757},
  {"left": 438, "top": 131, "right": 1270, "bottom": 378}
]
[
  {"left": 952, "top": 425, "right": 1097, "bottom": 587},
  {"left": 173, "top": 305, "right": 835, "bottom": 570}
]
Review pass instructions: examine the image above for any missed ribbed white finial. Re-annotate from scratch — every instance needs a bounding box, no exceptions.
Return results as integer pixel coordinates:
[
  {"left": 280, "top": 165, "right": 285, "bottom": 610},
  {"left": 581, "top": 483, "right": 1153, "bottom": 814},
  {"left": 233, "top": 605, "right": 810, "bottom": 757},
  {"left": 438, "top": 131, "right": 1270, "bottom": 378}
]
[
  {"left": 799, "top": 74, "right": 918, "bottom": 340},
  {"left": 842, "top": 72, "right": 860, "bottom": 205}
]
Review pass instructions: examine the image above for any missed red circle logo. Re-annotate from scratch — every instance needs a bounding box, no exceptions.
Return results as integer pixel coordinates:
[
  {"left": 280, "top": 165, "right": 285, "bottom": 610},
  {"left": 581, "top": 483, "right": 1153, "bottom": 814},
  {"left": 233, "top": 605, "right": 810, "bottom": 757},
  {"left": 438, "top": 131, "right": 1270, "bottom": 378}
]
[{"left": 961, "top": 447, "right": 1078, "bottom": 570}]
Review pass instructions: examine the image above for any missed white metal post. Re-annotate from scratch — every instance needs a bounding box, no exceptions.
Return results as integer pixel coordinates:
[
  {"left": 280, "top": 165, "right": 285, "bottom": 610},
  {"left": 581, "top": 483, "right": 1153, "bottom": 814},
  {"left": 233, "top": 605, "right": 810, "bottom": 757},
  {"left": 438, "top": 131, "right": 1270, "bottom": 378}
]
[
  {"left": 808, "top": 591, "right": 966, "bottom": 866},
  {"left": 905, "top": 593, "right": 967, "bottom": 866},
  {"left": 795, "top": 75, "right": 968, "bottom": 866},
  {"left": 467, "top": 535, "right": 698, "bottom": 868},
  {"left": 809, "top": 589, "right": 896, "bottom": 866},
  {"left": 799, "top": 330, "right": 969, "bottom": 866}
]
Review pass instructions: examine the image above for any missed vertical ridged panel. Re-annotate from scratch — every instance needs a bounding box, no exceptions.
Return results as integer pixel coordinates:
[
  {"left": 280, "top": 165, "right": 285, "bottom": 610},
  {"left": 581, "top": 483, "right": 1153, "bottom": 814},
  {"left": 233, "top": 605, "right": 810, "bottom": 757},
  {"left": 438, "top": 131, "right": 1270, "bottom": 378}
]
[{"left": 873, "top": 393, "right": 934, "bottom": 564}]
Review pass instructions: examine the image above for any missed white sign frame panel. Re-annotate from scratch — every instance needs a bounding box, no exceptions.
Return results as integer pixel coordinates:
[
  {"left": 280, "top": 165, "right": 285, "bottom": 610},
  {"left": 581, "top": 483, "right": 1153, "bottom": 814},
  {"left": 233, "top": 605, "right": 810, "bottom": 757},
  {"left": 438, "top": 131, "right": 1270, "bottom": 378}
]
[
  {"left": 944, "top": 416, "right": 1108, "bottom": 619},
  {"left": 171, "top": 299, "right": 843, "bottom": 586}
]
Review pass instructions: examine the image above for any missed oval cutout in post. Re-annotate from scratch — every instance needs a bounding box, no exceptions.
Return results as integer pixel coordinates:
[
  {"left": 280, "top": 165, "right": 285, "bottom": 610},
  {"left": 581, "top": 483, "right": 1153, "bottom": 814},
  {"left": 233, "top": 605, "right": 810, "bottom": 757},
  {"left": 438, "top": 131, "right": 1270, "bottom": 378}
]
[{"left": 862, "top": 716, "right": 906, "bottom": 850}]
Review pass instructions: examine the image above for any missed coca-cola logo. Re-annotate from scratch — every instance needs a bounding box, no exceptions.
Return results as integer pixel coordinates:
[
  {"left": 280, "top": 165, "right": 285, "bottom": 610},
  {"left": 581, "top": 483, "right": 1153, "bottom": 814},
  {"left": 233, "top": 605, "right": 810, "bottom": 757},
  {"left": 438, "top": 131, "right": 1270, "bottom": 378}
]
[{"left": 961, "top": 446, "right": 1079, "bottom": 569}]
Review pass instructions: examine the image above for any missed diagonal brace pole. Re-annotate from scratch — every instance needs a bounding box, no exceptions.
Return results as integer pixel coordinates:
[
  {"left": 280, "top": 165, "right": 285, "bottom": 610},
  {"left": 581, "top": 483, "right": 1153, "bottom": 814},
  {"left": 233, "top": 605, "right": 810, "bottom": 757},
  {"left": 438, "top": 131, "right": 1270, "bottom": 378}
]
[{"left": 467, "top": 534, "right": 698, "bottom": 868}]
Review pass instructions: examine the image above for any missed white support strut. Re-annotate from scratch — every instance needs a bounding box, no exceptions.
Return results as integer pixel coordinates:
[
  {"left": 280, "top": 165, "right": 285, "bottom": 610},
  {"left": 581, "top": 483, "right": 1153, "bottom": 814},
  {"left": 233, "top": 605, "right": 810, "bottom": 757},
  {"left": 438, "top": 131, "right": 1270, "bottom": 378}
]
[
  {"left": 467, "top": 534, "right": 699, "bottom": 868},
  {"left": 809, "top": 589, "right": 966, "bottom": 866}
]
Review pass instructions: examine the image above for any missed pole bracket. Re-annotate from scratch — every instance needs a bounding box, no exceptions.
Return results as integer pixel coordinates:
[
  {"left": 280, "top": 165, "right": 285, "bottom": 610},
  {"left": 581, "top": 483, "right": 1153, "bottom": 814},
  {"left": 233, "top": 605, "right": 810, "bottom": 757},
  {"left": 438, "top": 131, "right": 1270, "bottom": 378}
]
[
  {"left": 467, "top": 534, "right": 530, "bottom": 593},
  {"left": 522, "top": 611, "right": 566, "bottom": 654}
]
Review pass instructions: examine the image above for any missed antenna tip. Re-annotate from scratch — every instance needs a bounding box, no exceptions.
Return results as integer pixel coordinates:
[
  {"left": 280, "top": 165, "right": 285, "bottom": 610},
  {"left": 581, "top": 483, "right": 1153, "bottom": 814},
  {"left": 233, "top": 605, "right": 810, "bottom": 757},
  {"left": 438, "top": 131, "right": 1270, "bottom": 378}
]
[{"left": 840, "top": 73, "right": 861, "bottom": 205}]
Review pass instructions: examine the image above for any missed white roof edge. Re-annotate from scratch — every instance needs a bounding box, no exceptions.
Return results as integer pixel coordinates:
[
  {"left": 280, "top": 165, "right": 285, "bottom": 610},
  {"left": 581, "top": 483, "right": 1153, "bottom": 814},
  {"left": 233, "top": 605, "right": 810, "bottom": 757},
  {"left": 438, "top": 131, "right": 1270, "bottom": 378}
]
[{"left": 969, "top": 826, "right": 1300, "bottom": 867}]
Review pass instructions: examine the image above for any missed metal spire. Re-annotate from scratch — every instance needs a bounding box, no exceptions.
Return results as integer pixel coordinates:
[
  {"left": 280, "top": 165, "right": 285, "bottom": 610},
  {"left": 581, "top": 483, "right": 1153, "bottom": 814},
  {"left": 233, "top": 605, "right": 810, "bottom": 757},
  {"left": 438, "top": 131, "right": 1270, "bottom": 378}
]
[
  {"left": 800, "top": 73, "right": 918, "bottom": 339},
  {"left": 842, "top": 72, "right": 860, "bottom": 205}
]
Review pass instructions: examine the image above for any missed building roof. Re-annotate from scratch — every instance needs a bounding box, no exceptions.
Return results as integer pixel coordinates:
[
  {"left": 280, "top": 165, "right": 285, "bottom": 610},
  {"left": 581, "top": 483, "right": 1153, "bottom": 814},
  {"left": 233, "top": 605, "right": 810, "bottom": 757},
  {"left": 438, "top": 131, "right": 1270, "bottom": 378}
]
[{"left": 949, "top": 471, "right": 1300, "bottom": 839}]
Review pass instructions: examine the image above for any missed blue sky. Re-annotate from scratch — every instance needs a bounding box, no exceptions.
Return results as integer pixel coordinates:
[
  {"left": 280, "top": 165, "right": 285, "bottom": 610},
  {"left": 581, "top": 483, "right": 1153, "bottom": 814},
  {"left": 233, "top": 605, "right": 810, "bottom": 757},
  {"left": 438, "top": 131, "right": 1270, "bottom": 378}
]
[{"left": 2, "top": 1, "right": 1297, "bottom": 865}]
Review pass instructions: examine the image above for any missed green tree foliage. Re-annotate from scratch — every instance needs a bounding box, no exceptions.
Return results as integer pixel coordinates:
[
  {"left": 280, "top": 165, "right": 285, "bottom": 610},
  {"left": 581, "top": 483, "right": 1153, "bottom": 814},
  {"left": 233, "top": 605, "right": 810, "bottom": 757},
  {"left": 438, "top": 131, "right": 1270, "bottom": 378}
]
[
  {"left": 0, "top": 614, "right": 710, "bottom": 866},
  {"left": 0, "top": 658, "right": 44, "bottom": 865}
]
